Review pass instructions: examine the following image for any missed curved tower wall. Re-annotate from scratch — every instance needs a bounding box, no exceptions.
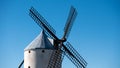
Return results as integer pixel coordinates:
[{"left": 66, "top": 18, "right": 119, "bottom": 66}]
[{"left": 24, "top": 49, "right": 53, "bottom": 68}]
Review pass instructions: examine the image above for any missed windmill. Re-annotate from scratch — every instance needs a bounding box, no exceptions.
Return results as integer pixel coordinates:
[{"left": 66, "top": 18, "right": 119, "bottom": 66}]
[{"left": 18, "top": 6, "right": 87, "bottom": 68}]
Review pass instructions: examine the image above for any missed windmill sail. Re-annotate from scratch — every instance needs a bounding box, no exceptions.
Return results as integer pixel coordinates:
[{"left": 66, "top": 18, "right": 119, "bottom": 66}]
[
  {"left": 29, "top": 7, "right": 57, "bottom": 39},
  {"left": 63, "top": 6, "right": 77, "bottom": 39},
  {"left": 18, "top": 60, "right": 24, "bottom": 68},
  {"left": 47, "top": 50, "right": 65, "bottom": 68},
  {"left": 63, "top": 42, "right": 87, "bottom": 68}
]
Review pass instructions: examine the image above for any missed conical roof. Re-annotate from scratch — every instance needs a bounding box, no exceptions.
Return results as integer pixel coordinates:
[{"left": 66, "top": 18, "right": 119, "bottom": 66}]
[{"left": 24, "top": 31, "right": 54, "bottom": 51}]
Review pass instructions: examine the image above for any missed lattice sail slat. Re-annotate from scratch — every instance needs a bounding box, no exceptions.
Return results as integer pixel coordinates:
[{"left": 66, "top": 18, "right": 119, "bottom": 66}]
[
  {"left": 29, "top": 7, "right": 56, "bottom": 39},
  {"left": 64, "top": 42, "right": 87, "bottom": 68}
]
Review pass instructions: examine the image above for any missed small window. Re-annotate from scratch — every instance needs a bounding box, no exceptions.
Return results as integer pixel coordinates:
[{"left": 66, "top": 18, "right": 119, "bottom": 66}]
[
  {"left": 28, "top": 50, "right": 31, "bottom": 53},
  {"left": 42, "top": 50, "right": 45, "bottom": 53},
  {"left": 28, "top": 66, "right": 30, "bottom": 68}
]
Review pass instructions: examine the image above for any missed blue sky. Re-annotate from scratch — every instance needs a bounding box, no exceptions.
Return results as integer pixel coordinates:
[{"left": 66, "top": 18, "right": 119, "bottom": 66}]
[{"left": 0, "top": 0, "right": 120, "bottom": 68}]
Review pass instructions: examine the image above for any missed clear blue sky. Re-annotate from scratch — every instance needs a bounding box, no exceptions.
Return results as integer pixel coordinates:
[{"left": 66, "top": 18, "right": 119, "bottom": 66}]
[{"left": 0, "top": 0, "right": 120, "bottom": 68}]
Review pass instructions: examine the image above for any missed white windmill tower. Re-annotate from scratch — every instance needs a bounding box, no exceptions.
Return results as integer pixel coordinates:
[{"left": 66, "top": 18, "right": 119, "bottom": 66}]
[
  {"left": 24, "top": 31, "right": 60, "bottom": 68},
  {"left": 18, "top": 6, "right": 87, "bottom": 68}
]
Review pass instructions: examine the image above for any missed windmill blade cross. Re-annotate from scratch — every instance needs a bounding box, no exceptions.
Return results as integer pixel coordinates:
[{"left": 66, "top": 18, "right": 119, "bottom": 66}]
[
  {"left": 29, "top": 7, "right": 58, "bottom": 40},
  {"left": 63, "top": 6, "right": 77, "bottom": 39},
  {"left": 62, "top": 42, "right": 87, "bottom": 68}
]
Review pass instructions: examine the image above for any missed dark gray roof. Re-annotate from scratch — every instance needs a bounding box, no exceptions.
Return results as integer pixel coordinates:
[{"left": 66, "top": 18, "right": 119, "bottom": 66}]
[{"left": 24, "top": 31, "right": 54, "bottom": 50}]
